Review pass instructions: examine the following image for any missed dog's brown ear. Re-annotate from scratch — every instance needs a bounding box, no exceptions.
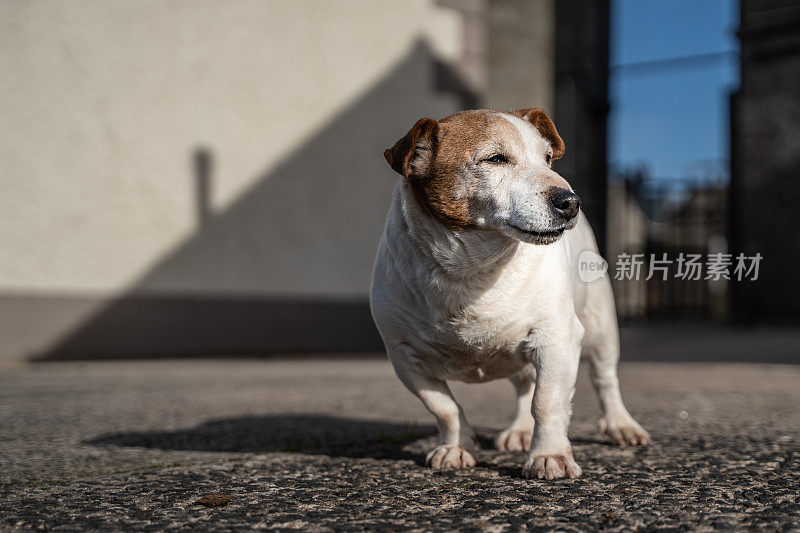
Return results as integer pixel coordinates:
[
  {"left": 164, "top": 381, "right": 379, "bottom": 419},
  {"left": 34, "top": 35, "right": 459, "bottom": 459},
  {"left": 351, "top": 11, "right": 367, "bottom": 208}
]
[
  {"left": 510, "top": 107, "right": 565, "bottom": 160},
  {"left": 383, "top": 118, "right": 440, "bottom": 178}
]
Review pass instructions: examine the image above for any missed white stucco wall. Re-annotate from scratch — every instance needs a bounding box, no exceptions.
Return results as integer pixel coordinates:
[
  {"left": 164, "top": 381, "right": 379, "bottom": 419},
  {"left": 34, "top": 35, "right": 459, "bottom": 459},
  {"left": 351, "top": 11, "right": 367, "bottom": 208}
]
[{"left": 0, "top": 0, "right": 464, "bottom": 297}]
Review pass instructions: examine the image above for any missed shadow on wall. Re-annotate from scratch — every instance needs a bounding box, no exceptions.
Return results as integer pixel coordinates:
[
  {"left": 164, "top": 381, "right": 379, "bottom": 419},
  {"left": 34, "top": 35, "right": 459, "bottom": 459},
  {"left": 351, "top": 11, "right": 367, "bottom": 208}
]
[{"left": 32, "top": 40, "right": 475, "bottom": 360}]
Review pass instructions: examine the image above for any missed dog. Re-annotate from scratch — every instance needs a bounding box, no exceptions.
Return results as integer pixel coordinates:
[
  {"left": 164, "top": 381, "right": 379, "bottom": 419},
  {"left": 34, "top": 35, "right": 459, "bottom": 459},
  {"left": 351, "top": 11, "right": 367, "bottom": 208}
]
[{"left": 370, "top": 108, "right": 649, "bottom": 480}]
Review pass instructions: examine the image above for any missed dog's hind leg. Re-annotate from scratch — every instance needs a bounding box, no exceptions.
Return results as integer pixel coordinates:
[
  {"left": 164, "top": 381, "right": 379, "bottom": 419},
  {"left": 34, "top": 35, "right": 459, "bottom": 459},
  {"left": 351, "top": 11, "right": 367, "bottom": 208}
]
[
  {"left": 580, "top": 279, "right": 650, "bottom": 445},
  {"left": 495, "top": 368, "right": 536, "bottom": 451},
  {"left": 389, "top": 353, "right": 478, "bottom": 469}
]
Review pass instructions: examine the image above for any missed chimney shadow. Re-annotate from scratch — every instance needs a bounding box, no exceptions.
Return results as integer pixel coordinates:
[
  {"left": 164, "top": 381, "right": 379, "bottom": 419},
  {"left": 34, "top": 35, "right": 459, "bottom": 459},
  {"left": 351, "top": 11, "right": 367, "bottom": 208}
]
[{"left": 33, "top": 40, "right": 479, "bottom": 360}]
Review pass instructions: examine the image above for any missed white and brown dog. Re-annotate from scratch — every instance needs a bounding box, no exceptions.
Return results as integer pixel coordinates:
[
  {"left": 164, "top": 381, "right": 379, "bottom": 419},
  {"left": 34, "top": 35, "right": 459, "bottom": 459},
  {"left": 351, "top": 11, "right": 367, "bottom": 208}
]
[{"left": 370, "top": 108, "right": 649, "bottom": 480}]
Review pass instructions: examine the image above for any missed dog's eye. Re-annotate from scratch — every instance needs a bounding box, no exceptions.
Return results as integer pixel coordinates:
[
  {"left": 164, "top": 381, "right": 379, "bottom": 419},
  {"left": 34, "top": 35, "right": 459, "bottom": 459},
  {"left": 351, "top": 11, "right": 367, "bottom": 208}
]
[
  {"left": 483, "top": 154, "right": 508, "bottom": 164},
  {"left": 545, "top": 153, "right": 552, "bottom": 164}
]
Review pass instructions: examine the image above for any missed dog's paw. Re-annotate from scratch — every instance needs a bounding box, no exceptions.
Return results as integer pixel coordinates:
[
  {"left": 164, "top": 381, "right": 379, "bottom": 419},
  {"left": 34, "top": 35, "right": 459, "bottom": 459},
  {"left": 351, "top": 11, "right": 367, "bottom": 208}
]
[
  {"left": 494, "top": 427, "right": 533, "bottom": 451},
  {"left": 425, "top": 445, "right": 477, "bottom": 469},
  {"left": 599, "top": 416, "right": 650, "bottom": 446},
  {"left": 522, "top": 451, "right": 581, "bottom": 480}
]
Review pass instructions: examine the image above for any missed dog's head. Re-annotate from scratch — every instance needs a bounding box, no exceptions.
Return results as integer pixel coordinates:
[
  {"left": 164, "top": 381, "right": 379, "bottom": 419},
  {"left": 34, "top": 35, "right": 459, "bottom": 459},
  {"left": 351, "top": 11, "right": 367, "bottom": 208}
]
[{"left": 384, "top": 108, "right": 580, "bottom": 245}]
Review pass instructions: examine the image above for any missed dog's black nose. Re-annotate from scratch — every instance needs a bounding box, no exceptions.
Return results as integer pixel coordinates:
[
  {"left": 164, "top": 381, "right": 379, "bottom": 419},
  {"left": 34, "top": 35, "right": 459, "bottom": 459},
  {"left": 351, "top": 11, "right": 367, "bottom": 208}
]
[{"left": 549, "top": 188, "right": 581, "bottom": 220}]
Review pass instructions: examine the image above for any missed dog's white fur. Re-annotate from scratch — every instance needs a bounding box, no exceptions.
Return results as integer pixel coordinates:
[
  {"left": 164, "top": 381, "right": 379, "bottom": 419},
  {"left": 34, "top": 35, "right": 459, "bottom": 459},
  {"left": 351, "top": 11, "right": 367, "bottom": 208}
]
[{"left": 371, "top": 109, "right": 648, "bottom": 480}]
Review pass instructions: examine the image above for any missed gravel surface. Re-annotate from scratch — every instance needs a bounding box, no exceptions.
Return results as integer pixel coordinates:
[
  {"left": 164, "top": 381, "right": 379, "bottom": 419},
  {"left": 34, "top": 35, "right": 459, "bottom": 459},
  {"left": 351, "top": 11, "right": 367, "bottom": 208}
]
[{"left": 1, "top": 359, "right": 799, "bottom": 531}]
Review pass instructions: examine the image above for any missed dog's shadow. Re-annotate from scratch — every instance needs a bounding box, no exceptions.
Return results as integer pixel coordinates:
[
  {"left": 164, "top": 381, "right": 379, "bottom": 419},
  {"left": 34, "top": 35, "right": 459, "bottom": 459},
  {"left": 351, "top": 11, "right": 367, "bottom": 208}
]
[
  {"left": 86, "top": 415, "right": 616, "bottom": 471},
  {"left": 86, "top": 414, "right": 439, "bottom": 463}
]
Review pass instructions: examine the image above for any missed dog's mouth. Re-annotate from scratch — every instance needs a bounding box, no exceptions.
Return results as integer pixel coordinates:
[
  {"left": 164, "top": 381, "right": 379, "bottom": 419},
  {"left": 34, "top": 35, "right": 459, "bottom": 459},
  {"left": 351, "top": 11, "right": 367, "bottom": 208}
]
[{"left": 507, "top": 224, "right": 568, "bottom": 245}]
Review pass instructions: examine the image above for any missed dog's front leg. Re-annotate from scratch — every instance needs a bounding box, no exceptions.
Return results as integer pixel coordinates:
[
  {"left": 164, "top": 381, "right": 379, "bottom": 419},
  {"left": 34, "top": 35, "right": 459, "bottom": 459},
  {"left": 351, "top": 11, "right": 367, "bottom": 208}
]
[
  {"left": 522, "top": 332, "right": 582, "bottom": 480},
  {"left": 391, "top": 357, "right": 478, "bottom": 469}
]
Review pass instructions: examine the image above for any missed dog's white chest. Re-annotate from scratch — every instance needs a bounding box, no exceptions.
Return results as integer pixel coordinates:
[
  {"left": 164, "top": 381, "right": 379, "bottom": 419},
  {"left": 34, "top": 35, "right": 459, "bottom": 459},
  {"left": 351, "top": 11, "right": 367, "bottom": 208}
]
[{"left": 419, "top": 270, "right": 546, "bottom": 382}]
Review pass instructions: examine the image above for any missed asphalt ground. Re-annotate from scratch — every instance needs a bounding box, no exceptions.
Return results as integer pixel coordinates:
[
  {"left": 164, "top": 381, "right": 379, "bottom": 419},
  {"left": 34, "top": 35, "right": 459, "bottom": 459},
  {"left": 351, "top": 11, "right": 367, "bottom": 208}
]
[{"left": 1, "top": 359, "right": 799, "bottom": 531}]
